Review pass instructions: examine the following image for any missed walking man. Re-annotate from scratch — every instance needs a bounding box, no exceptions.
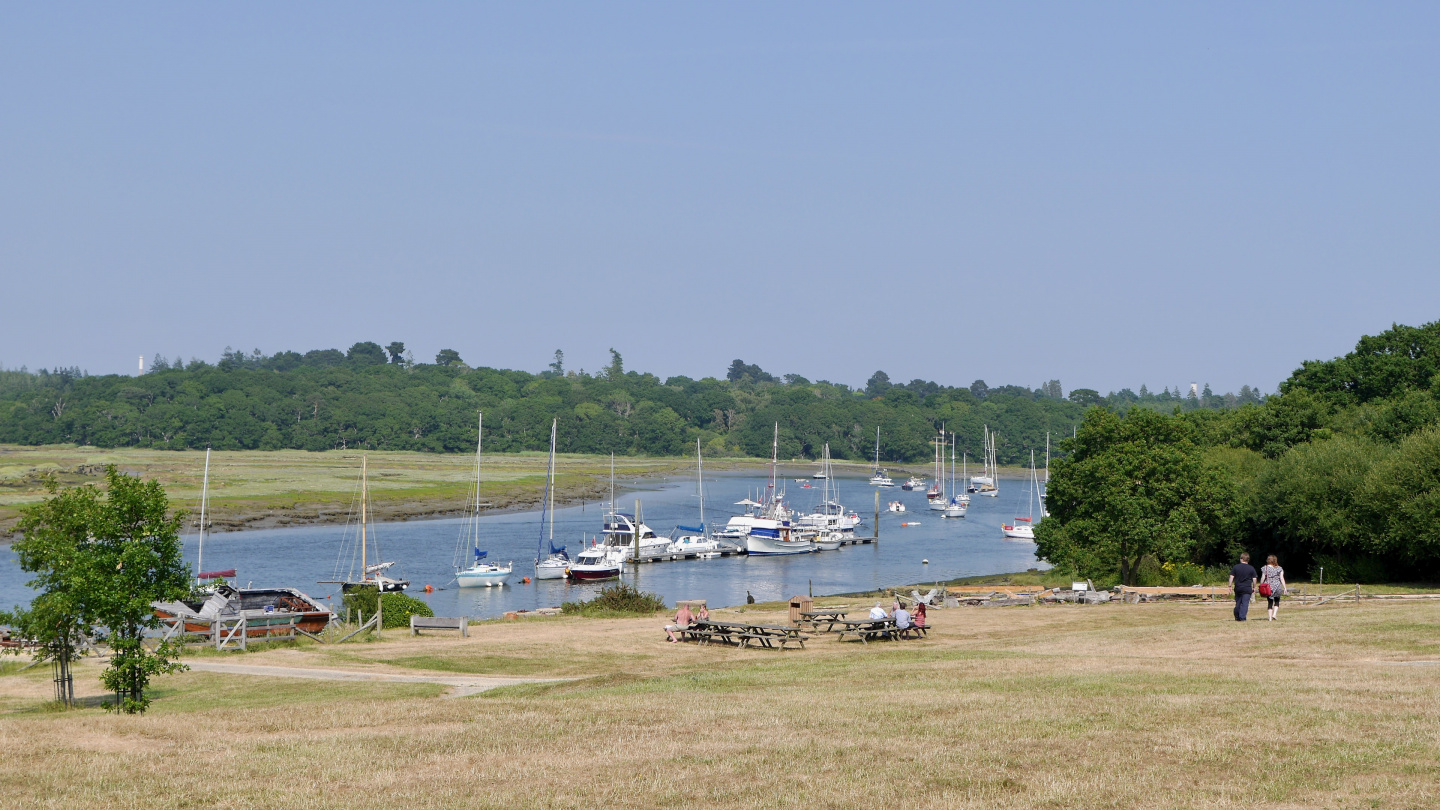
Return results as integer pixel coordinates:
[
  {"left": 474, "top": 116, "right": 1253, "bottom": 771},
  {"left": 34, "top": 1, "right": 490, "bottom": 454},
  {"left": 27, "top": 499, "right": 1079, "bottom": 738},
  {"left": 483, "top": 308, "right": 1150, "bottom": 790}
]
[{"left": 1229, "top": 552, "right": 1258, "bottom": 622}]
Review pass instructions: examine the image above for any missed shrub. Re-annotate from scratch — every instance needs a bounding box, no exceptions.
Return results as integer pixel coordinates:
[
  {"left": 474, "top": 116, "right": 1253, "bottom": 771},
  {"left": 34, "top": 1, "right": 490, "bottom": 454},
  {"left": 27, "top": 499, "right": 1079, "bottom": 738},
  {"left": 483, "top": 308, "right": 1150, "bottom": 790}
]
[
  {"left": 342, "top": 587, "right": 434, "bottom": 629},
  {"left": 560, "top": 583, "right": 667, "bottom": 617},
  {"left": 1309, "top": 554, "right": 1389, "bottom": 585}
]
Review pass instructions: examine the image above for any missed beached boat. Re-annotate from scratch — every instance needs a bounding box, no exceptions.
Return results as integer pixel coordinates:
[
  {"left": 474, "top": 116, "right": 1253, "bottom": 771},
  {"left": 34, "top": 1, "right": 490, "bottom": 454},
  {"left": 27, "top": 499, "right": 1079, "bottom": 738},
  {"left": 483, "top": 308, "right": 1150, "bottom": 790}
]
[{"left": 154, "top": 583, "right": 333, "bottom": 637}]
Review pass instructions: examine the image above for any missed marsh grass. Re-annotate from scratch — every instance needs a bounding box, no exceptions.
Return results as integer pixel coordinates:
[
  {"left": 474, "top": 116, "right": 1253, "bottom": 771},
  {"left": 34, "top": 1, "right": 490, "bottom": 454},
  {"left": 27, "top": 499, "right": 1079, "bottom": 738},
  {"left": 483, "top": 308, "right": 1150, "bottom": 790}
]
[{"left": 3, "top": 600, "right": 1440, "bottom": 808}]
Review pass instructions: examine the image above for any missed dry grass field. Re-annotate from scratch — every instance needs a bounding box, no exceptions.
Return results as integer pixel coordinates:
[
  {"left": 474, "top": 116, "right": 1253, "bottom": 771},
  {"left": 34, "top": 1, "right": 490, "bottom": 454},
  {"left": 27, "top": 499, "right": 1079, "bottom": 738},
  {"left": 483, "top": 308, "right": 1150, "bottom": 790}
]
[{"left": 2, "top": 596, "right": 1438, "bottom": 809}]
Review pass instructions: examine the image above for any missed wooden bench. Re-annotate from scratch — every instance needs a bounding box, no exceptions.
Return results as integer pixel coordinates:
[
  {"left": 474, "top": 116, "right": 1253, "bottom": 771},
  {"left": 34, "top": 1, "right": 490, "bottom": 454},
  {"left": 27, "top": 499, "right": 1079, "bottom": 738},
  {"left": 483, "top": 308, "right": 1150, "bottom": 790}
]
[
  {"left": 679, "top": 621, "right": 806, "bottom": 650},
  {"left": 799, "top": 610, "right": 849, "bottom": 632},
  {"left": 835, "top": 618, "right": 896, "bottom": 643},
  {"left": 410, "top": 615, "right": 469, "bottom": 637}
]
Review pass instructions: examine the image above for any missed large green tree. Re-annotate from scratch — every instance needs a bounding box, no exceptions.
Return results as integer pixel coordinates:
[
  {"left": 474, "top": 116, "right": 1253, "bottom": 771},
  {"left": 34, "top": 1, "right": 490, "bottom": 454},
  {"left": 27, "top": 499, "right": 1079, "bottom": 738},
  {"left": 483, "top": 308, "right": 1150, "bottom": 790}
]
[
  {"left": 1036, "top": 408, "right": 1237, "bottom": 584},
  {"left": 12, "top": 467, "right": 191, "bottom": 712}
]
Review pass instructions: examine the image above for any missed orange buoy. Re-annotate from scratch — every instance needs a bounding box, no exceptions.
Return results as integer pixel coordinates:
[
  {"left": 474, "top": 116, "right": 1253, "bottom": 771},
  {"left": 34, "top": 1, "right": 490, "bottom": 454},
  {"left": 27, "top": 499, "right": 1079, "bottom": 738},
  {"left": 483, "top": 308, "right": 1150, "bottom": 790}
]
[
  {"left": 424, "top": 584, "right": 434, "bottom": 594},
  {"left": 522, "top": 577, "right": 531, "bottom": 584}
]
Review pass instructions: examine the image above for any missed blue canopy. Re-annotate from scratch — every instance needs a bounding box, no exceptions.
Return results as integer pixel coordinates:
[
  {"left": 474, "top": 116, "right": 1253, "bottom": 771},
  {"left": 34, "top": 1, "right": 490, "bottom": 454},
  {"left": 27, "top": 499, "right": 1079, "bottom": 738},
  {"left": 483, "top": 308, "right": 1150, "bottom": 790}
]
[
  {"left": 677, "top": 525, "right": 705, "bottom": 534},
  {"left": 548, "top": 542, "right": 566, "bottom": 555},
  {"left": 472, "top": 549, "right": 488, "bottom": 560}
]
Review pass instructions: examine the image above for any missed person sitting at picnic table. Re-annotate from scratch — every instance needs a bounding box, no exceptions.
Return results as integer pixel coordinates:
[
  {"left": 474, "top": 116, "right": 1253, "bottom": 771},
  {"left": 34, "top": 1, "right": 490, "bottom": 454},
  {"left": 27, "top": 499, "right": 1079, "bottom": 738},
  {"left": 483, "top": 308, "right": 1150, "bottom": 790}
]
[
  {"left": 697, "top": 605, "right": 709, "bottom": 622},
  {"left": 665, "top": 603, "right": 694, "bottom": 643},
  {"left": 913, "top": 602, "right": 927, "bottom": 628},
  {"left": 894, "top": 605, "right": 912, "bottom": 630},
  {"left": 868, "top": 603, "right": 888, "bottom": 620}
]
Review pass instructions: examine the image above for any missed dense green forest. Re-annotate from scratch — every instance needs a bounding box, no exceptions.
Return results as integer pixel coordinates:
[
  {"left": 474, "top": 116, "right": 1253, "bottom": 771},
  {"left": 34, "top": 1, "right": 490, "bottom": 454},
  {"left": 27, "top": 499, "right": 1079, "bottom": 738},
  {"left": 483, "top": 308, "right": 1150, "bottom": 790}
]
[
  {"left": 0, "top": 343, "right": 1257, "bottom": 464},
  {"left": 1037, "top": 320, "right": 1440, "bottom": 583}
]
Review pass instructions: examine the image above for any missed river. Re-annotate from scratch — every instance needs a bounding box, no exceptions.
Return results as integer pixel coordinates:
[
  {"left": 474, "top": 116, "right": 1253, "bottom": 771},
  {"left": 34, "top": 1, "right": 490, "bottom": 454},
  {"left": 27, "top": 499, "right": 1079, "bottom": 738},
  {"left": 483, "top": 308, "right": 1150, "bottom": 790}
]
[{"left": 0, "top": 469, "right": 1046, "bottom": 618}]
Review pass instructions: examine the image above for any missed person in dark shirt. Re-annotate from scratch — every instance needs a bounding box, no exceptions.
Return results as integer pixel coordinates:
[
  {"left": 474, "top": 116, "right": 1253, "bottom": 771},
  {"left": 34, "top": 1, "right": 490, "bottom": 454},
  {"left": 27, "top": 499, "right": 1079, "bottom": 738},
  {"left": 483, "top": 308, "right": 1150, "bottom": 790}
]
[{"left": 1229, "top": 552, "right": 1258, "bottom": 621}]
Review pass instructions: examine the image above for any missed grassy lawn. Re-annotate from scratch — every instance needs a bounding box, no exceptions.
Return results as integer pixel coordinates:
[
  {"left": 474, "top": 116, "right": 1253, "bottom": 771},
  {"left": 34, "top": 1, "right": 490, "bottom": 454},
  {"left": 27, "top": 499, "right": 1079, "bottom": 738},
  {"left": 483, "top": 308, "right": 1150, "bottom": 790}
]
[{"left": 2, "top": 597, "right": 1438, "bottom": 808}]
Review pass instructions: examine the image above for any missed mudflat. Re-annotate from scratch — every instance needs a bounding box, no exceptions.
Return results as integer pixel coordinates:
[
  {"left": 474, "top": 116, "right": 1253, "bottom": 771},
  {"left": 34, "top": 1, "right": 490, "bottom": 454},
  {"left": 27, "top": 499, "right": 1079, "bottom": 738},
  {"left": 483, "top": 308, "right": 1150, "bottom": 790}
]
[{"left": 2, "top": 596, "right": 1438, "bottom": 808}]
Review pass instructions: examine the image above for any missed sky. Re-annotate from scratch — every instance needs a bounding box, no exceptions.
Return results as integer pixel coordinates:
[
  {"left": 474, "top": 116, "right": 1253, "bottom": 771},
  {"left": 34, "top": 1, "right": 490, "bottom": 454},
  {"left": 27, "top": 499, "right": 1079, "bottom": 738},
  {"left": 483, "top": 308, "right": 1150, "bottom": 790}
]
[{"left": 2, "top": 4, "right": 1437, "bottom": 396}]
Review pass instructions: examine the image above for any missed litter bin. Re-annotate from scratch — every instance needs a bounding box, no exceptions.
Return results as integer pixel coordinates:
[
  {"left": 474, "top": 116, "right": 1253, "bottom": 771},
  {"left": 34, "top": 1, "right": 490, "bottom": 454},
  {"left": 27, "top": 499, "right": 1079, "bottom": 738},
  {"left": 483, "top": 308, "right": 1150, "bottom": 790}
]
[{"left": 788, "top": 596, "right": 814, "bottom": 626}]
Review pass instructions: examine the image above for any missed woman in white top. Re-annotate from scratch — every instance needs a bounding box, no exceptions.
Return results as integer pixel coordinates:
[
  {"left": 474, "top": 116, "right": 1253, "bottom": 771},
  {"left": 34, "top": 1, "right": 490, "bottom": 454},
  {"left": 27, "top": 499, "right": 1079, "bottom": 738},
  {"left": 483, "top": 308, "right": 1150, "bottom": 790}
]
[{"left": 1260, "top": 555, "right": 1287, "bottom": 621}]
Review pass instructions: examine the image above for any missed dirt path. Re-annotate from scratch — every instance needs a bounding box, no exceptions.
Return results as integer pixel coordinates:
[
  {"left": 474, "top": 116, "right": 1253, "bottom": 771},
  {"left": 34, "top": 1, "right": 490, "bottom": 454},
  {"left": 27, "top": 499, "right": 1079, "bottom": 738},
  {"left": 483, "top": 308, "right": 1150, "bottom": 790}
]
[{"left": 184, "top": 660, "right": 571, "bottom": 697}]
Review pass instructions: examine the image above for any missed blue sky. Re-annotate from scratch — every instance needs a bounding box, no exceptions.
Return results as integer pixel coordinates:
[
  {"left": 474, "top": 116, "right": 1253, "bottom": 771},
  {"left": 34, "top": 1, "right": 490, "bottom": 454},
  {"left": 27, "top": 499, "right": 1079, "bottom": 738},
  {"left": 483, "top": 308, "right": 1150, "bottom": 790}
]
[{"left": 2, "top": 4, "right": 1437, "bottom": 394}]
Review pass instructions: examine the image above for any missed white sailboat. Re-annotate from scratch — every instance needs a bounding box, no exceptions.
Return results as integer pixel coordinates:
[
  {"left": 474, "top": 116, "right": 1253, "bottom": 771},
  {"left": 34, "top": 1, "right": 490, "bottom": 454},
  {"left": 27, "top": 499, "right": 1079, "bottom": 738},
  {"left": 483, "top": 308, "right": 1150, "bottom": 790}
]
[
  {"left": 929, "top": 428, "right": 948, "bottom": 511},
  {"left": 669, "top": 439, "right": 724, "bottom": 555},
  {"left": 746, "top": 424, "right": 815, "bottom": 556},
  {"left": 798, "top": 443, "right": 860, "bottom": 533},
  {"left": 973, "top": 427, "right": 1000, "bottom": 497},
  {"left": 868, "top": 427, "right": 895, "bottom": 487},
  {"left": 1002, "top": 450, "right": 1039, "bottom": 541},
  {"left": 943, "top": 433, "right": 968, "bottom": 518},
  {"left": 533, "top": 419, "right": 569, "bottom": 580},
  {"left": 565, "top": 454, "right": 623, "bottom": 580},
  {"left": 456, "top": 414, "right": 513, "bottom": 587}
]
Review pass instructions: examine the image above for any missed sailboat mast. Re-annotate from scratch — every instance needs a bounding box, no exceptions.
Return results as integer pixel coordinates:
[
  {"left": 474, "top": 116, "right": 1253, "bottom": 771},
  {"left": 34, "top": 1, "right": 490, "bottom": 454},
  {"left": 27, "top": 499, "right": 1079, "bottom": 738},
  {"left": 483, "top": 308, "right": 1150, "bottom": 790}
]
[
  {"left": 696, "top": 438, "right": 705, "bottom": 532},
  {"left": 360, "top": 454, "right": 368, "bottom": 579},
  {"left": 548, "top": 419, "right": 556, "bottom": 544},
  {"left": 768, "top": 422, "right": 778, "bottom": 508},
  {"left": 197, "top": 447, "right": 210, "bottom": 580},
  {"left": 873, "top": 426, "right": 880, "bottom": 473}
]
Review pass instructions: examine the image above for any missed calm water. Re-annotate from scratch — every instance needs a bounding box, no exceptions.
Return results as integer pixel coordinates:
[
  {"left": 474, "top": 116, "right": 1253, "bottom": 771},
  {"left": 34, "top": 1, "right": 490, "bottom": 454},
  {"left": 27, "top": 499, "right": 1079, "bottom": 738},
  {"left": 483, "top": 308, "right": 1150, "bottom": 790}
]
[{"left": 0, "top": 470, "right": 1045, "bottom": 618}]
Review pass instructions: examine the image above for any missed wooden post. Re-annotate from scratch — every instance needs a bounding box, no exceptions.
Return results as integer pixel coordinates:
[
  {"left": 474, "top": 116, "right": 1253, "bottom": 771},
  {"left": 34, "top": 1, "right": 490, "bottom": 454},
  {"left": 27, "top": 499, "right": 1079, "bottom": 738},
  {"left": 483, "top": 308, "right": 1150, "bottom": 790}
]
[
  {"left": 874, "top": 490, "right": 880, "bottom": 540},
  {"left": 634, "top": 499, "right": 642, "bottom": 566}
]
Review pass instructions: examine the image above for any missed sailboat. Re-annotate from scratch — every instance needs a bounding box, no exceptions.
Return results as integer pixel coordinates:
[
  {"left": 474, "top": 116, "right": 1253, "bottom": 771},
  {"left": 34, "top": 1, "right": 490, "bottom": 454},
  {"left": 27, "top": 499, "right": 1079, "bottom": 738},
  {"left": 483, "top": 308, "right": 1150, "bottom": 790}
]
[
  {"left": 746, "top": 424, "right": 815, "bottom": 555},
  {"left": 868, "top": 427, "right": 895, "bottom": 487},
  {"left": 455, "top": 414, "right": 513, "bottom": 587},
  {"left": 928, "top": 428, "right": 948, "bottom": 511},
  {"left": 1002, "top": 450, "right": 1039, "bottom": 540},
  {"left": 533, "top": 419, "right": 569, "bottom": 580},
  {"left": 1041, "top": 432, "right": 1051, "bottom": 517},
  {"left": 669, "top": 439, "right": 724, "bottom": 555},
  {"left": 322, "top": 455, "right": 410, "bottom": 592},
  {"left": 926, "top": 429, "right": 945, "bottom": 504},
  {"left": 973, "top": 427, "right": 1000, "bottom": 497},
  {"left": 943, "top": 433, "right": 968, "bottom": 518},
  {"left": 799, "top": 443, "right": 859, "bottom": 533}
]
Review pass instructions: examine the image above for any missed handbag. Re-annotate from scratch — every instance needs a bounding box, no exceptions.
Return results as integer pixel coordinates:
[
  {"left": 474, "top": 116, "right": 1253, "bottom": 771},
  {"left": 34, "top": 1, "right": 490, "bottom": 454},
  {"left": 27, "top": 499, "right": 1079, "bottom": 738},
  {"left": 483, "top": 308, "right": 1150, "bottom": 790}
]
[{"left": 1258, "top": 582, "right": 1272, "bottom": 597}]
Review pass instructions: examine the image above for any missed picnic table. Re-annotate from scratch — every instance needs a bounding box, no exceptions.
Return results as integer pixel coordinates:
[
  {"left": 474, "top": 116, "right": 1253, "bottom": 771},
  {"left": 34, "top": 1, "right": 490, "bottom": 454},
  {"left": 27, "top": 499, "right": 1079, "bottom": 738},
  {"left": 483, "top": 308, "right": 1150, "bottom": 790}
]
[
  {"left": 678, "top": 620, "right": 808, "bottom": 650},
  {"left": 834, "top": 618, "right": 931, "bottom": 643},
  {"left": 798, "top": 609, "right": 849, "bottom": 632}
]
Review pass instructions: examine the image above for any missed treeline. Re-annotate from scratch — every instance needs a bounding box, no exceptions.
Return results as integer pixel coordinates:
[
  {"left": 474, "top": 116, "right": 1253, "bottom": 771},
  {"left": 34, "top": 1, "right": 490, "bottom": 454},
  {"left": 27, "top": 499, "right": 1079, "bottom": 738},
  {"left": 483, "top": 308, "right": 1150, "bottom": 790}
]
[
  {"left": 1038, "top": 319, "right": 1440, "bottom": 584},
  {"left": 1, "top": 342, "right": 1103, "bottom": 463}
]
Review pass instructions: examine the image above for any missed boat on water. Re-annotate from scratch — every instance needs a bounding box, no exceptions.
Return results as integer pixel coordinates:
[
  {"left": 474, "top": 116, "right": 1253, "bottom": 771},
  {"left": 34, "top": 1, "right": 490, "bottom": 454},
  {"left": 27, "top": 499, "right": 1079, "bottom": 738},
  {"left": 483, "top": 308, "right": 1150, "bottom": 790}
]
[
  {"left": 1002, "top": 450, "right": 1041, "bottom": 540},
  {"left": 901, "top": 475, "right": 927, "bottom": 491},
  {"left": 926, "top": 429, "right": 946, "bottom": 505},
  {"left": 943, "top": 432, "right": 968, "bottom": 518},
  {"left": 455, "top": 414, "right": 513, "bottom": 587},
  {"left": 929, "top": 428, "right": 950, "bottom": 511},
  {"left": 868, "top": 427, "right": 896, "bottom": 487},
  {"left": 797, "top": 444, "right": 861, "bottom": 533},
  {"left": 320, "top": 455, "right": 410, "bottom": 593},
  {"left": 814, "top": 532, "right": 843, "bottom": 551},
  {"left": 668, "top": 439, "right": 726, "bottom": 555},
  {"left": 887, "top": 500, "right": 906, "bottom": 513},
  {"left": 565, "top": 540, "right": 623, "bottom": 580},
  {"left": 973, "top": 426, "right": 1001, "bottom": 497},
  {"left": 533, "top": 419, "right": 569, "bottom": 580},
  {"left": 745, "top": 424, "right": 815, "bottom": 556}
]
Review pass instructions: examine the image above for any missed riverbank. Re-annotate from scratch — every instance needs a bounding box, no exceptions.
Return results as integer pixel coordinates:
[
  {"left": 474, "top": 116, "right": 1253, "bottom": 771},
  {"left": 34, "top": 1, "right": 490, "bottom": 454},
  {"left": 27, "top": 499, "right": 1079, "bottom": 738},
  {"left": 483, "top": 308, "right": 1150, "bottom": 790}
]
[
  {"left": 2, "top": 596, "right": 1437, "bottom": 807},
  {"left": 0, "top": 444, "right": 1033, "bottom": 539}
]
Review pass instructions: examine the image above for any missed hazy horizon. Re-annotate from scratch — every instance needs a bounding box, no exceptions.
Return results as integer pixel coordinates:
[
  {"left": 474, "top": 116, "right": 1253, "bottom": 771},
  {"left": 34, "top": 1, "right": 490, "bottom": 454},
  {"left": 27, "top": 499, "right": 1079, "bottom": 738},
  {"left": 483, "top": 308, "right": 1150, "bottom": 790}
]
[{"left": 4, "top": 4, "right": 1437, "bottom": 395}]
